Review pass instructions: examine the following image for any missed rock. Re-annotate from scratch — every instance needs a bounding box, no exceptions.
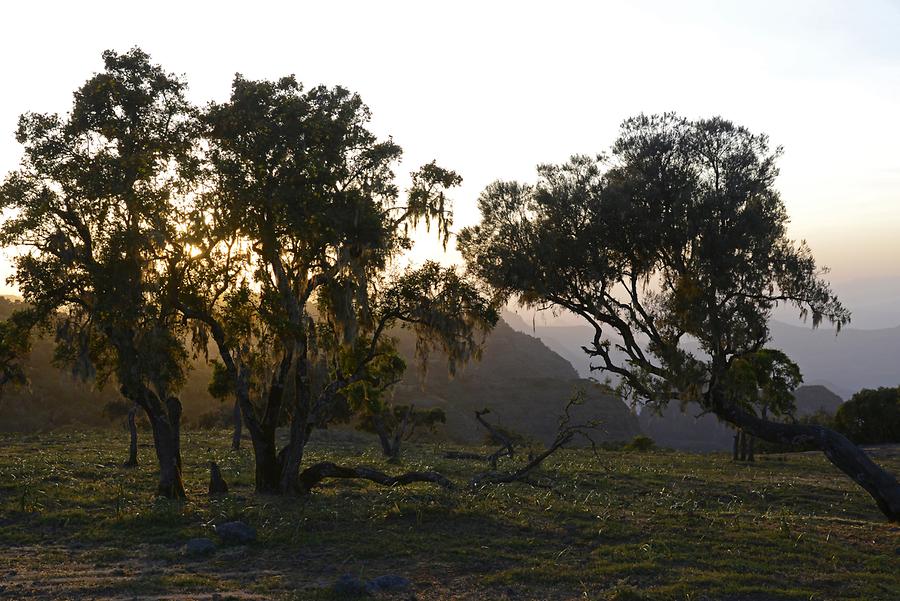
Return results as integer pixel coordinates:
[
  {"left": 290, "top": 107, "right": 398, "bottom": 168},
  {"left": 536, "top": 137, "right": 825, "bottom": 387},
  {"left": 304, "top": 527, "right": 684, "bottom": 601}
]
[
  {"left": 183, "top": 537, "right": 216, "bottom": 556},
  {"left": 214, "top": 521, "right": 256, "bottom": 544},
  {"left": 368, "top": 574, "right": 411, "bottom": 592},
  {"left": 333, "top": 573, "right": 370, "bottom": 596}
]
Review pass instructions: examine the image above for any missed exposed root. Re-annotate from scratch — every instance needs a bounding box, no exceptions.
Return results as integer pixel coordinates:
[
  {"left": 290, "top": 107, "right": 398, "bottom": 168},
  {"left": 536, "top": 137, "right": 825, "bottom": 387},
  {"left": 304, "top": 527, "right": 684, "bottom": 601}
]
[{"left": 297, "top": 462, "right": 453, "bottom": 493}]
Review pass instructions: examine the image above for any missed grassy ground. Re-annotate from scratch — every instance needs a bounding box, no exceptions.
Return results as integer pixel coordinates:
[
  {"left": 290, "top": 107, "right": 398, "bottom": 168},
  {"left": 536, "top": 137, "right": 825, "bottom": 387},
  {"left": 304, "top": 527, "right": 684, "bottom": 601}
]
[{"left": 0, "top": 429, "right": 898, "bottom": 600}]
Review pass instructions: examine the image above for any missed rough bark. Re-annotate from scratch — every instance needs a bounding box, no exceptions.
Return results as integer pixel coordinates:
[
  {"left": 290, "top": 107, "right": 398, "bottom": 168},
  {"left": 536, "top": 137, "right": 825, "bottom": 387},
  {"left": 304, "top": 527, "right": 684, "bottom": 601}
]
[
  {"left": 123, "top": 405, "right": 138, "bottom": 468},
  {"left": 122, "top": 381, "right": 185, "bottom": 499},
  {"left": 249, "top": 427, "right": 281, "bottom": 494},
  {"left": 148, "top": 411, "right": 186, "bottom": 499},
  {"left": 278, "top": 416, "right": 308, "bottom": 494},
  {"left": 297, "top": 461, "right": 452, "bottom": 494},
  {"left": 716, "top": 399, "right": 900, "bottom": 522},
  {"left": 372, "top": 413, "right": 397, "bottom": 458}
]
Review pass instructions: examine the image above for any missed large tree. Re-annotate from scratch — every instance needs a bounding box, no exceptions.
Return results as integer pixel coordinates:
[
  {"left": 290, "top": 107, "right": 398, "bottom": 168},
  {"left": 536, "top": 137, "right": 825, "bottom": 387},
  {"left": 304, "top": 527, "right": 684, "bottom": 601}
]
[
  {"left": 176, "top": 75, "right": 496, "bottom": 494},
  {"left": 0, "top": 49, "right": 198, "bottom": 498},
  {"left": 460, "top": 114, "right": 900, "bottom": 521}
]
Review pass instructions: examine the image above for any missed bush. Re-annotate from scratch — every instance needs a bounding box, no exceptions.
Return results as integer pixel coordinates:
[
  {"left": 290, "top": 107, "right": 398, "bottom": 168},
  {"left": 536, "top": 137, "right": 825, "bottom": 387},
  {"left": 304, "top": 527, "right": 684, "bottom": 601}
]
[
  {"left": 623, "top": 435, "right": 655, "bottom": 452},
  {"left": 834, "top": 387, "right": 900, "bottom": 444},
  {"left": 192, "top": 406, "right": 231, "bottom": 430}
]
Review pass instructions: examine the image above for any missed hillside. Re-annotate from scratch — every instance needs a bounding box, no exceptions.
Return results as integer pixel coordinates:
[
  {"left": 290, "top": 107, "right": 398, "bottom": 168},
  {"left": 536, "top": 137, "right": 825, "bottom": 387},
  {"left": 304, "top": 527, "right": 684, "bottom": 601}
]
[
  {"left": 390, "top": 319, "right": 642, "bottom": 445},
  {"left": 0, "top": 299, "right": 641, "bottom": 443},
  {"left": 507, "top": 314, "right": 900, "bottom": 401}
]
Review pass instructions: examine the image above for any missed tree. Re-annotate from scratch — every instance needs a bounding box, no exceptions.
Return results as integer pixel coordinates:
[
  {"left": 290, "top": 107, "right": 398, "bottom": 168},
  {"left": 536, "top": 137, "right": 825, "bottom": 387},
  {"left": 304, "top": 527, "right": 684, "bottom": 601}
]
[
  {"left": 0, "top": 49, "right": 198, "bottom": 498},
  {"left": 177, "top": 75, "right": 497, "bottom": 494},
  {"left": 102, "top": 398, "right": 141, "bottom": 467},
  {"left": 724, "top": 348, "right": 802, "bottom": 461},
  {"left": 207, "top": 360, "right": 244, "bottom": 451},
  {"left": 460, "top": 114, "right": 900, "bottom": 521},
  {"left": 0, "top": 312, "right": 32, "bottom": 395},
  {"left": 357, "top": 403, "right": 447, "bottom": 460},
  {"left": 834, "top": 387, "right": 900, "bottom": 445}
]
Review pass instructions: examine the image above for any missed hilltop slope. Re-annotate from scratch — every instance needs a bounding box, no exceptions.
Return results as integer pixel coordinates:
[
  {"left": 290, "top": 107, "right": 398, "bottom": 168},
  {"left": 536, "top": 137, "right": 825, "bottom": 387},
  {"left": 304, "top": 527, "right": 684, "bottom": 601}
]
[{"left": 0, "top": 298, "right": 641, "bottom": 443}]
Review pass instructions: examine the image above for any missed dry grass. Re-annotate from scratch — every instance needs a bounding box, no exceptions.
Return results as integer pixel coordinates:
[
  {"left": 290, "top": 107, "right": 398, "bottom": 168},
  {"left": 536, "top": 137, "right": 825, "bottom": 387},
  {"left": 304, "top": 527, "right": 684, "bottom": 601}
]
[{"left": 0, "top": 429, "right": 898, "bottom": 600}]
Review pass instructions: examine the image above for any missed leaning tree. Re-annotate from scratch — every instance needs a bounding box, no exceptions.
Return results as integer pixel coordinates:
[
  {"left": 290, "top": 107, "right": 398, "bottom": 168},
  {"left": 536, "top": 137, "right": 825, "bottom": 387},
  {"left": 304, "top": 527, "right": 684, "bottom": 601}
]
[
  {"left": 460, "top": 114, "right": 900, "bottom": 521},
  {"left": 175, "top": 75, "right": 497, "bottom": 494},
  {"left": 0, "top": 49, "right": 198, "bottom": 497}
]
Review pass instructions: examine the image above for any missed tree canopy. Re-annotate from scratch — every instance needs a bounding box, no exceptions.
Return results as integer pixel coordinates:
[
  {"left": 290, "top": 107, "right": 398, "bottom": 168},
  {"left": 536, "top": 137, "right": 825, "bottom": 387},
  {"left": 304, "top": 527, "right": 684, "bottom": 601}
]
[
  {"left": 460, "top": 113, "right": 900, "bottom": 521},
  {"left": 0, "top": 48, "right": 199, "bottom": 497},
  {"left": 175, "top": 72, "right": 497, "bottom": 493}
]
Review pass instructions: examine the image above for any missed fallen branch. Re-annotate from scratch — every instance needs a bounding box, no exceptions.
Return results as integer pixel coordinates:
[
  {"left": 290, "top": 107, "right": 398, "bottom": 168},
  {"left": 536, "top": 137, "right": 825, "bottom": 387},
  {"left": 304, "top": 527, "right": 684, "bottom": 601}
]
[
  {"left": 297, "top": 462, "right": 453, "bottom": 494},
  {"left": 475, "top": 409, "right": 515, "bottom": 468},
  {"left": 471, "top": 390, "right": 600, "bottom": 487}
]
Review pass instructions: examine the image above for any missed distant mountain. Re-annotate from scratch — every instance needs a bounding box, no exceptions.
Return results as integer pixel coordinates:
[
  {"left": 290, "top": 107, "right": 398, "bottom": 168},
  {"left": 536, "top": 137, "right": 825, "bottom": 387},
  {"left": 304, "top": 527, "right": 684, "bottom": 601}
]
[
  {"left": 769, "top": 320, "right": 900, "bottom": 399},
  {"left": 504, "top": 312, "right": 900, "bottom": 401},
  {"left": 0, "top": 298, "right": 642, "bottom": 444},
  {"left": 391, "top": 318, "right": 642, "bottom": 446},
  {"left": 791, "top": 384, "right": 842, "bottom": 416},
  {"left": 638, "top": 385, "right": 844, "bottom": 451}
]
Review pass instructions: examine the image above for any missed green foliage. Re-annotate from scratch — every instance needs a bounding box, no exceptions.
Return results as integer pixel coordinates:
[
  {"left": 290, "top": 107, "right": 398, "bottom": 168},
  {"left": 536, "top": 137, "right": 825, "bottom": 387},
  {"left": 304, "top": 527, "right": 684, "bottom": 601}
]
[
  {"left": 722, "top": 349, "right": 802, "bottom": 418},
  {"left": 460, "top": 114, "right": 848, "bottom": 414},
  {"left": 356, "top": 405, "right": 446, "bottom": 439},
  {"left": 834, "top": 387, "right": 900, "bottom": 444},
  {"left": 623, "top": 435, "right": 656, "bottom": 452},
  {"left": 179, "top": 69, "right": 498, "bottom": 485},
  {"left": 0, "top": 309, "right": 34, "bottom": 395},
  {"left": 0, "top": 47, "right": 197, "bottom": 400}
]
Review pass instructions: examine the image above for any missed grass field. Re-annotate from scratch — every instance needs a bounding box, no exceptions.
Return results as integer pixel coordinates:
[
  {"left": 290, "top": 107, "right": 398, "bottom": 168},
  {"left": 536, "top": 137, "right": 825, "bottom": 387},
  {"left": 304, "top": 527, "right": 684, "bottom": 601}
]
[{"left": 0, "top": 429, "right": 898, "bottom": 600}]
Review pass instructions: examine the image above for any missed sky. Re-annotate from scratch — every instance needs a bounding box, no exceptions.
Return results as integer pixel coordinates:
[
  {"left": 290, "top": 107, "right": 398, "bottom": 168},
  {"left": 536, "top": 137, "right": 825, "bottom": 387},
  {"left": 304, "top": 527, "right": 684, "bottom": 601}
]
[{"left": 1, "top": 0, "right": 899, "bottom": 326}]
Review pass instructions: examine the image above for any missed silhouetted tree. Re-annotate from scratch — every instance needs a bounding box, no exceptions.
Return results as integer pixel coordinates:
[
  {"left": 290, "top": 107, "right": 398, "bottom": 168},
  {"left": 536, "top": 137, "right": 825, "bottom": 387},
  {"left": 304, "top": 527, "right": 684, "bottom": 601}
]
[
  {"left": 0, "top": 313, "right": 31, "bottom": 396},
  {"left": 207, "top": 361, "right": 244, "bottom": 451},
  {"left": 0, "top": 49, "right": 198, "bottom": 498},
  {"left": 460, "top": 114, "right": 900, "bottom": 521},
  {"left": 176, "top": 76, "right": 497, "bottom": 494},
  {"left": 357, "top": 404, "right": 447, "bottom": 460},
  {"left": 725, "top": 349, "right": 802, "bottom": 462}
]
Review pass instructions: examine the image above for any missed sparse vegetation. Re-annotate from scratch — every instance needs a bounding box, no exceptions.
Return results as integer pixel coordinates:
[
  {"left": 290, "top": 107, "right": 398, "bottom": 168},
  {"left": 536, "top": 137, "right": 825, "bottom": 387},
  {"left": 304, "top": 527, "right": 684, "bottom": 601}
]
[{"left": 0, "top": 429, "right": 897, "bottom": 600}]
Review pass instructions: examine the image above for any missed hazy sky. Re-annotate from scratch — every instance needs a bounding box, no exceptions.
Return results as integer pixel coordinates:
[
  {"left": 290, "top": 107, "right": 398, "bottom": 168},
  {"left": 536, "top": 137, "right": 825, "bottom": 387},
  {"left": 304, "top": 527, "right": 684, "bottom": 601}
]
[{"left": 1, "top": 1, "right": 899, "bottom": 325}]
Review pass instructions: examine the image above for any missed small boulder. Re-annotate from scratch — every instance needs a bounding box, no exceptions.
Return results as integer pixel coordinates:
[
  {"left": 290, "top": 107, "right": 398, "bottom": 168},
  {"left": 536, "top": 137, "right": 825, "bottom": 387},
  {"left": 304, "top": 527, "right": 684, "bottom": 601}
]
[
  {"left": 214, "top": 521, "right": 256, "bottom": 545},
  {"left": 368, "top": 574, "right": 411, "bottom": 592},
  {"left": 183, "top": 537, "right": 216, "bottom": 556},
  {"left": 333, "top": 574, "right": 370, "bottom": 596}
]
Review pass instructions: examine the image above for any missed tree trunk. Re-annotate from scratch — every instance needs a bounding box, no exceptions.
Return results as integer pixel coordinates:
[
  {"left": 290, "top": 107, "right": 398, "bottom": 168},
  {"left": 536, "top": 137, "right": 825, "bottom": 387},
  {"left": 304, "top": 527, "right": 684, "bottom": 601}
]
[
  {"left": 148, "top": 410, "right": 186, "bottom": 499},
  {"left": 297, "top": 461, "right": 452, "bottom": 493},
  {"left": 279, "top": 416, "right": 308, "bottom": 494},
  {"left": 247, "top": 426, "right": 281, "bottom": 494},
  {"left": 739, "top": 430, "right": 748, "bottom": 461},
  {"left": 372, "top": 413, "right": 398, "bottom": 459},
  {"left": 123, "top": 405, "right": 138, "bottom": 468},
  {"left": 231, "top": 399, "right": 242, "bottom": 451},
  {"left": 123, "top": 382, "right": 185, "bottom": 499},
  {"left": 715, "top": 398, "right": 900, "bottom": 522},
  {"left": 732, "top": 430, "right": 740, "bottom": 461},
  {"left": 747, "top": 435, "right": 755, "bottom": 463}
]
